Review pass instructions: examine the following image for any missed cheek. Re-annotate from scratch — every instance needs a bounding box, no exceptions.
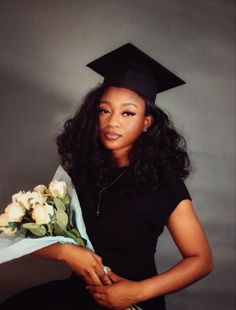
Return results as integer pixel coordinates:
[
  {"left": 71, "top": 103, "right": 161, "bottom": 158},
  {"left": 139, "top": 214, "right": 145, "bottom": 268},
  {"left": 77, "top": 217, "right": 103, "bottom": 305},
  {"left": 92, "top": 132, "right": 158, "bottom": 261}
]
[
  {"left": 126, "top": 119, "right": 144, "bottom": 136},
  {"left": 98, "top": 115, "right": 106, "bottom": 129},
  {"left": 129, "top": 117, "right": 145, "bottom": 130}
]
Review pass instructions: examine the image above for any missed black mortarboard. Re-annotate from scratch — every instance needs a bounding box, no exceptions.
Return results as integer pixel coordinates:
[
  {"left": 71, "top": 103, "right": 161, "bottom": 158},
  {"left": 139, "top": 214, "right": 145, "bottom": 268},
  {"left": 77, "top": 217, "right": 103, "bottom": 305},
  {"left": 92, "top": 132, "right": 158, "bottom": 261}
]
[{"left": 86, "top": 43, "right": 185, "bottom": 102}]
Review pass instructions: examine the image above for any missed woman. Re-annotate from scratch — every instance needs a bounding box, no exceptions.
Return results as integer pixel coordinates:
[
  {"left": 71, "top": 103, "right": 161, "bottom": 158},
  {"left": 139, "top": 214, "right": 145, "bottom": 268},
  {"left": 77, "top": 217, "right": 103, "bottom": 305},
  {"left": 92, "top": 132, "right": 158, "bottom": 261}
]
[{"left": 1, "top": 43, "right": 213, "bottom": 309}]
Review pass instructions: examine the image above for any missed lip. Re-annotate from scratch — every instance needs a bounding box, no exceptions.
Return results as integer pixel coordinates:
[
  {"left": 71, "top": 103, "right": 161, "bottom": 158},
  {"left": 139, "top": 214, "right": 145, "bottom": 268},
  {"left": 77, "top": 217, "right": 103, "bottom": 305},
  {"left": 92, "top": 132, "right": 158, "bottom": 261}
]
[{"left": 104, "top": 131, "right": 121, "bottom": 140}]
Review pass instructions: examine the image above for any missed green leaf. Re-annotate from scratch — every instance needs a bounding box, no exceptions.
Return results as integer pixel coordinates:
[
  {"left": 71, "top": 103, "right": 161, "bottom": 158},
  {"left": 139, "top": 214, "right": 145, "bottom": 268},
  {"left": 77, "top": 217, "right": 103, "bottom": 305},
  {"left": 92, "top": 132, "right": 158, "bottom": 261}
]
[
  {"left": 55, "top": 208, "right": 68, "bottom": 228},
  {"left": 52, "top": 224, "right": 78, "bottom": 244},
  {"left": 70, "top": 210, "right": 77, "bottom": 227},
  {"left": 63, "top": 229, "right": 77, "bottom": 240},
  {"left": 76, "top": 237, "right": 87, "bottom": 247},
  {"left": 62, "top": 194, "right": 71, "bottom": 206},
  {"left": 53, "top": 222, "right": 65, "bottom": 236},
  {"left": 22, "top": 223, "right": 46, "bottom": 237},
  {"left": 53, "top": 226, "right": 86, "bottom": 247},
  {"left": 69, "top": 228, "right": 87, "bottom": 246},
  {"left": 54, "top": 197, "right": 66, "bottom": 211},
  {"left": 47, "top": 223, "right": 53, "bottom": 236},
  {"left": 67, "top": 233, "right": 86, "bottom": 247},
  {"left": 5, "top": 222, "right": 21, "bottom": 231},
  {"left": 46, "top": 196, "right": 54, "bottom": 206},
  {"left": 69, "top": 228, "right": 82, "bottom": 238}
]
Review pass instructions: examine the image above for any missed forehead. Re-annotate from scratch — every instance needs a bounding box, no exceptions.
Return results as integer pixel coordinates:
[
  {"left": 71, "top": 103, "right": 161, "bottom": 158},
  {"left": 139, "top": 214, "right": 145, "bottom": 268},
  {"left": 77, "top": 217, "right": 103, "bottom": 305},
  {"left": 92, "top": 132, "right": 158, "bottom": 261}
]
[{"left": 100, "top": 87, "right": 145, "bottom": 106}]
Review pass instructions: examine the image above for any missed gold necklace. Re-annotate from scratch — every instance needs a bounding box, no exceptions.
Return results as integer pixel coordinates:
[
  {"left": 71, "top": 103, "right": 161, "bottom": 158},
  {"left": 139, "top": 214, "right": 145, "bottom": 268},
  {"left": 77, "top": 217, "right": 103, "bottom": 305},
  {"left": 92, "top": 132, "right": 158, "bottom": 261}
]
[{"left": 96, "top": 168, "right": 128, "bottom": 216}]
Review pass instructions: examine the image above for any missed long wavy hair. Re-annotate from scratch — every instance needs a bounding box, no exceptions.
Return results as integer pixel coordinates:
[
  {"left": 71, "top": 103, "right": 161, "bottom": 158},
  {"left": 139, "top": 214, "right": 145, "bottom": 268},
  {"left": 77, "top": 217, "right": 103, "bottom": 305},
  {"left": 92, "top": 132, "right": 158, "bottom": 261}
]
[{"left": 56, "top": 84, "right": 191, "bottom": 192}]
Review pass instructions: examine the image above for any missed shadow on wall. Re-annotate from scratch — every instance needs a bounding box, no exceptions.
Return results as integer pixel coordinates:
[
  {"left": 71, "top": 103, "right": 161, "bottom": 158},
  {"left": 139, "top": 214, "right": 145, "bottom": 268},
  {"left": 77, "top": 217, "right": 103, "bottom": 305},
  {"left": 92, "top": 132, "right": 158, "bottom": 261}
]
[
  {"left": 166, "top": 287, "right": 235, "bottom": 310},
  {"left": 0, "top": 67, "right": 75, "bottom": 208},
  {"left": 0, "top": 67, "right": 75, "bottom": 302}
]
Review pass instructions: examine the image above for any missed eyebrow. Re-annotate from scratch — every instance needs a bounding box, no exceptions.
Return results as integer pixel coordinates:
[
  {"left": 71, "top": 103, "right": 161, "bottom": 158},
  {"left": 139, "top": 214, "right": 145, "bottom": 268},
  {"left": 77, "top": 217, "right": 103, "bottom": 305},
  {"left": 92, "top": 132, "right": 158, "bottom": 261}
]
[{"left": 99, "top": 100, "right": 137, "bottom": 107}]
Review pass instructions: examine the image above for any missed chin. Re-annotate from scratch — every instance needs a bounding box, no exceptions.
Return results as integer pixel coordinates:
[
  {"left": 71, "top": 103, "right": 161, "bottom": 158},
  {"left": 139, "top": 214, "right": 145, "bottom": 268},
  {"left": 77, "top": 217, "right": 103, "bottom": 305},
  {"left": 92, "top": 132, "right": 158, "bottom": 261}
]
[{"left": 101, "top": 140, "right": 120, "bottom": 149}]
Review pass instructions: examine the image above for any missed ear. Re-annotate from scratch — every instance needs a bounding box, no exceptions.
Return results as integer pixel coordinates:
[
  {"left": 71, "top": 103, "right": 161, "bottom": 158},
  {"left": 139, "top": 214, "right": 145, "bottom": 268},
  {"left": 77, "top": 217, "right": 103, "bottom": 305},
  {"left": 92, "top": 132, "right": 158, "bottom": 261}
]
[{"left": 143, "top": 115, "right": 153, "bottom": 131}]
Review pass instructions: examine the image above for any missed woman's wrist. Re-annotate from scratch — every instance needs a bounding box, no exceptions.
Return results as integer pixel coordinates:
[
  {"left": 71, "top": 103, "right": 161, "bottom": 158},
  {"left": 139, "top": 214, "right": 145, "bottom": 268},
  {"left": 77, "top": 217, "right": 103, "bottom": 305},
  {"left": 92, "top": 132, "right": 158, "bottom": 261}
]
[
  {"left": 136, "top": 278, "right": 158, "bottom": 302},
  {"left": 132, "top": 280, "right": 152, "bottom": 304},
  {"left": 57, "top": 243, "right": 75, "bottom": 262}
]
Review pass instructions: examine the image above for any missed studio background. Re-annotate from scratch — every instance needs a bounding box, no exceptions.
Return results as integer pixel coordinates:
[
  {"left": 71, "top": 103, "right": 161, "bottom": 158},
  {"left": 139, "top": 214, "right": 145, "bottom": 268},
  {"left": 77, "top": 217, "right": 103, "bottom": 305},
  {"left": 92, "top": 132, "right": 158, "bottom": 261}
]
[{"left": 0, "top": 1, "right": 235, "bottom": 309}]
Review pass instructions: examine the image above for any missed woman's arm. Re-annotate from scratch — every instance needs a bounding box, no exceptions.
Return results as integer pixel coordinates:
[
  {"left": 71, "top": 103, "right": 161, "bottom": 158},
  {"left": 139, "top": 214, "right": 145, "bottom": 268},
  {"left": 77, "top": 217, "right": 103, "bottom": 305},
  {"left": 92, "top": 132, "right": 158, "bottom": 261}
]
[
  {"left": 88, "top": 199, "right": 213, "bottom": 309},
  {"left": 140, "top": 199, "right": 213, "bottom": 300},
  {"left": 33, "top": 243, "right": 111, "bottom": 286}
]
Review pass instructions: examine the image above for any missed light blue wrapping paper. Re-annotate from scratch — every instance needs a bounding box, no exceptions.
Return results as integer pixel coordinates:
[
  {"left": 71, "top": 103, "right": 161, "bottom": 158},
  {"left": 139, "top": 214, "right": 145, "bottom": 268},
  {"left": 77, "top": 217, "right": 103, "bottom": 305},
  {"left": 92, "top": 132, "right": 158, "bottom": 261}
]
[{"left": 0, "top": 165, "right": 94, "bottom": 264}]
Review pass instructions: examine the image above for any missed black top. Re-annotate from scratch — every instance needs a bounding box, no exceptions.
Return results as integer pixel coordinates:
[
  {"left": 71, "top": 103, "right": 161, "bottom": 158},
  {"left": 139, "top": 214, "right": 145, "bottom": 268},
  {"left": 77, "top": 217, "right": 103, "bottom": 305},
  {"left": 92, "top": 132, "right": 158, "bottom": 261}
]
[{"left": 74, "top": 167, "right": 192, "bottom": 309}]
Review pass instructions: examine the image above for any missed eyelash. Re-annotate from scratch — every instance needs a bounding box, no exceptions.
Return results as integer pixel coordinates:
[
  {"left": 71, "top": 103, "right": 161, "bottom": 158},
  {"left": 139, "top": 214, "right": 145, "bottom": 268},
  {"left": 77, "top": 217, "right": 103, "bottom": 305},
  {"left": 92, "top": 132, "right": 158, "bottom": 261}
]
[
  {"left": 98, "top": 108, "right": 136, "bottom": 117},
  {"left": 122, "top": 111, "right": 135, "bottom": 116},
  {"left": 97, "top": 108, "right": 109, "bottom": 114}
]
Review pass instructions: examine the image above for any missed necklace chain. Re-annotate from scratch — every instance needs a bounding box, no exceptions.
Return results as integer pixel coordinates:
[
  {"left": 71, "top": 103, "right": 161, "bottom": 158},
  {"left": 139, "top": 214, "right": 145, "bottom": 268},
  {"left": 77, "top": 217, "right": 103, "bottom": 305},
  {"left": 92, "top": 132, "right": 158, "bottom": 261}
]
[{"left": 96, "top": 168, "right": 128, "bottom": 217}]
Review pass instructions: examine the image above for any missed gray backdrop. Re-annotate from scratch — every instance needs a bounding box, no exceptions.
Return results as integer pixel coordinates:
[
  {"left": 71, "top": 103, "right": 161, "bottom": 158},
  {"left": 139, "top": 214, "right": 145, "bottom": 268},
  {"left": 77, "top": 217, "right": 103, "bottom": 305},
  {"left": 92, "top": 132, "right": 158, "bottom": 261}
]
[{"left": 0, "top": 1, "right": 235, "bottom": 309}]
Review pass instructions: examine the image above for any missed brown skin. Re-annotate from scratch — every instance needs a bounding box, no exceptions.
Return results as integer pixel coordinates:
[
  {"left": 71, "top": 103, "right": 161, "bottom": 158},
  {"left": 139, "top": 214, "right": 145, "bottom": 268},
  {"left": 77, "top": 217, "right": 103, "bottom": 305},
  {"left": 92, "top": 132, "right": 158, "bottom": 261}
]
[
  {"left": 33, "top": 243, "right": 111, "bottom": 286},
  {"left": 34, "top": 87, "right": 213, "bottom": 309},
  {"left": 98, "top": 87, "right": 153, "bottom": 167}
]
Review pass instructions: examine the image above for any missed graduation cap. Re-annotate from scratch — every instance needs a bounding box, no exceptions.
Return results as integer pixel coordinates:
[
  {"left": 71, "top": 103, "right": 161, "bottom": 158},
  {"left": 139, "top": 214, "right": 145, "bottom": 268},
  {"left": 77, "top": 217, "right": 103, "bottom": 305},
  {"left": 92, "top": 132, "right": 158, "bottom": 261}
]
[{"left": 86, "top": 43, "right": 185, "bottom": 102}]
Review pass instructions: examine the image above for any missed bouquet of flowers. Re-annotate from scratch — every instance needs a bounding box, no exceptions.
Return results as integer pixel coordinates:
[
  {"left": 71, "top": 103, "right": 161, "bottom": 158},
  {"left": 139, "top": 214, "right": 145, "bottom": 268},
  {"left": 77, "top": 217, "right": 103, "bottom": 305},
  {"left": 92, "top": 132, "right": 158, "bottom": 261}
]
[
  {"left": 0, "top": 165, "right": 142, "bottom": 310},
  {"left": 0, "top": 180, "right": 86, "bottom": 247}
]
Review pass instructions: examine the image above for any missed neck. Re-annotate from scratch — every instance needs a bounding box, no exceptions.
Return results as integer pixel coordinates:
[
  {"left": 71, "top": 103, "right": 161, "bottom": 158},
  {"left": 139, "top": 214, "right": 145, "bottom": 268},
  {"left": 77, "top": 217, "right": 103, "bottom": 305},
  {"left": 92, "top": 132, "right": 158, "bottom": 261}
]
[
  {"left": 111, "top": 145, "right": 132, "bottom": 167},
  {"left": 112, "top": 150, "right": 130, "bottom": 167}
]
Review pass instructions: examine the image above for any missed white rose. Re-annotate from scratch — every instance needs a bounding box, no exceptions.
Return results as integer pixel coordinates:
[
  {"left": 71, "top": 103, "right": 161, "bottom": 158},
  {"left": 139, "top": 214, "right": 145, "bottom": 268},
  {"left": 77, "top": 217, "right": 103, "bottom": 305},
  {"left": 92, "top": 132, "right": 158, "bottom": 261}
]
[
  {"left": 49, "top": 181, "right": 67, "bottom": 198},
  {"left": 29, "top": 191, "right": 47, "bottom": 206},
  {"left": 5, "top": 202, "right": 25, "bottom": 222},
  {"left": 12, "top": 191, "right": 32, "bottom": 210},
  {"left": 32, "top": 203, "right": 54, "bottom": 225},
  {"left": 0, "top": 213, "right": 17, "bottom": 236},
  {"left": 12, "top": 191, "right": 46, "bottom": 210},
  {"left": 12, "top": 191, "right": 26, "bottom": 204},
  {"left": 33, "top": 185, "right": 47, "bottom": 195},
  {"left": 0, "top": 213, "right": 8, "bottom": 226}
]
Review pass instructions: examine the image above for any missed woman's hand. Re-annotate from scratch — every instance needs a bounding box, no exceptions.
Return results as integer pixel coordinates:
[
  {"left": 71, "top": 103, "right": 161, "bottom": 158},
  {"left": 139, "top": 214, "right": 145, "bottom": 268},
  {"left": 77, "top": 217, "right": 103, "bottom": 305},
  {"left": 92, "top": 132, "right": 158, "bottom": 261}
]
[
  {"left": 87, "top": 269, "right": 143, "bottom": 310},
  {"left": 33, "top": 243, "right": 111, "bottom": 286},
  {"left": 64, "top": 244, "right": 112, "bottom": 286}
]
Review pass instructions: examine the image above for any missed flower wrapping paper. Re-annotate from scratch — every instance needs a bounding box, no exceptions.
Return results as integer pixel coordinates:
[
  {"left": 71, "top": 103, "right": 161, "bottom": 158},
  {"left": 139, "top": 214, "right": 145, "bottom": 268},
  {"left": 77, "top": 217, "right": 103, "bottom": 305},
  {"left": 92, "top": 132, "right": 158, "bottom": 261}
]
[{"left": 0, "top": 165, "right": 94, "bottom": 264}]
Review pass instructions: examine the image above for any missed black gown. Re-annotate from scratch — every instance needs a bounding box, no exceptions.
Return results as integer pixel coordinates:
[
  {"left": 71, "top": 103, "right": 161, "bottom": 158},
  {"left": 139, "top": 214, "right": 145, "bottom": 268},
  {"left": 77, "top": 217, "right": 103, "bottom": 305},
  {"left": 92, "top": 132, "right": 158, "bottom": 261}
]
[{"left": 1, "top": 167, "right": 191, "bottom": 309}]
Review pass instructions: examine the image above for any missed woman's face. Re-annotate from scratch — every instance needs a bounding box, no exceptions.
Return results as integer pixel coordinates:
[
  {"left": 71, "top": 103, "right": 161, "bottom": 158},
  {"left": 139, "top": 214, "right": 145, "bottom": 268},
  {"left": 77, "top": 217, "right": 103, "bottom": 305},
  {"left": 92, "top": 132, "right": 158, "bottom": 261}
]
[{"left": 98, "top": 86, "right": 152, "bottom": 165}]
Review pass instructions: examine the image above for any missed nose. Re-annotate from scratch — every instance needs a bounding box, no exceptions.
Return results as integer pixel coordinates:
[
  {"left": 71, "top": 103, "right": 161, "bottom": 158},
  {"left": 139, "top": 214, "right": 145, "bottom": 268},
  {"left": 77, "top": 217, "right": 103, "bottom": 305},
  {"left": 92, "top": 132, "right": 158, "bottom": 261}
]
[{"left": 107, "top": 112, "right": 120, "bottom": 127}]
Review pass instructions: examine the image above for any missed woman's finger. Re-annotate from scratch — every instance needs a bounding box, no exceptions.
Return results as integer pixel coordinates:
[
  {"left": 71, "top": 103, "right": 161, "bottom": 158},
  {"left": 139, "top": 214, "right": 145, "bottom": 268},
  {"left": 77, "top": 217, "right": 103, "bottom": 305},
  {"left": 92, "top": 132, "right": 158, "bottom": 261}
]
[
  {"left": 87, "top": 285, "right": 107, "bottom": 294},
  {"left": 87, "top": 270, "right": 105, "bottom": 286},
  {"left": 108, "top": 269, "right": 124, "bottom": 283},
  {"left": 95, "top": 263, "right": 112, "bottom": 285},
  {"left": 92, "top": 253, "right": 111, "bottom": 285},
  {"left": 94, "top": 253, "right": 103, "bottom": 265}
]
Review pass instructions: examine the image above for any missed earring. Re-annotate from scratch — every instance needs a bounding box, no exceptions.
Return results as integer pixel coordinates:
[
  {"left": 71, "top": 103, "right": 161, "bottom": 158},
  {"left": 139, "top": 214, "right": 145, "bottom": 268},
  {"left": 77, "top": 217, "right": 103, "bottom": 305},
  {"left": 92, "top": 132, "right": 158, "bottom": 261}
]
[{"left": 143, "top": 127, "right": 148, "bottom": 132}]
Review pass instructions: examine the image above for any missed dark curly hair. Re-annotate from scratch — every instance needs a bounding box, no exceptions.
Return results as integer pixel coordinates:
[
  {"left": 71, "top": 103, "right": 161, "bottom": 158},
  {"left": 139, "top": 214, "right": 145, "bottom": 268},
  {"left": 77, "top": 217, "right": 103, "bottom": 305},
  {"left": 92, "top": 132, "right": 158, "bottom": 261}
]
[{"left": 56, "top": 84, "right": 191, "bottom": 192}]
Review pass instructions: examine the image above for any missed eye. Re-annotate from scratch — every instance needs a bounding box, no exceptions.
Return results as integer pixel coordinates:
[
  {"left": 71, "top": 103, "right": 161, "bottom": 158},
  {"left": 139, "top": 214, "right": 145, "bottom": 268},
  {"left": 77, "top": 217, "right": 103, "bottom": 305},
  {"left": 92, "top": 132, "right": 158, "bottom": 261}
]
[
  {"left": 98, "top": 108, "right": 110, "bottom": 114},
  {"left": 122, "top": 111, "right": 136, "bottom": 116}
]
